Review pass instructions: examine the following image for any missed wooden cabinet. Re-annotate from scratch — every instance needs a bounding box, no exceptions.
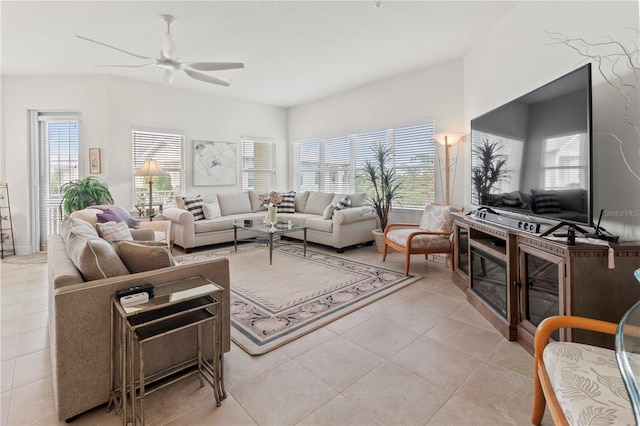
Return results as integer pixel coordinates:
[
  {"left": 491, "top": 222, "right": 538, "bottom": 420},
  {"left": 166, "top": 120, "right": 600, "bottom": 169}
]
[{"left": 453, "top": 214, "right": 640, "bottom": 354}]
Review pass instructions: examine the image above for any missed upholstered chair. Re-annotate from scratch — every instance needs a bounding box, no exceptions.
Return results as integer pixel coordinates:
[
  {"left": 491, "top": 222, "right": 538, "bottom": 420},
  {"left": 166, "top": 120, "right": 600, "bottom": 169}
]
[{"left": 382, "top": 204, "right": 455, "bottom": 276}]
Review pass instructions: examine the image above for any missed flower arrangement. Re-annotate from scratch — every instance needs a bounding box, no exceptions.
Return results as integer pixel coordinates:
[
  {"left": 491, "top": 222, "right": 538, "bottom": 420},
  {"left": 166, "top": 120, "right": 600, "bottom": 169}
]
[
  {"left": 258, "top": 191, "right": 283, "bottom": 231},
  {"left": 258, "top": 191, "right": 283, "bottom": 207}
]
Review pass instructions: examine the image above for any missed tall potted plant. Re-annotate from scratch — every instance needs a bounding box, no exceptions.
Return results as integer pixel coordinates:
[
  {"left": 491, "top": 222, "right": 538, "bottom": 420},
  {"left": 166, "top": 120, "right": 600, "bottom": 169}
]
[
  {"left": 471, "top": 139, "right": 510, "bottom": 205},
  {"left": 60, "top": 176, "right": 114, "bottom": 215},
  {"left": 358, "top": 142, "right": 402, "bottom": 251}
]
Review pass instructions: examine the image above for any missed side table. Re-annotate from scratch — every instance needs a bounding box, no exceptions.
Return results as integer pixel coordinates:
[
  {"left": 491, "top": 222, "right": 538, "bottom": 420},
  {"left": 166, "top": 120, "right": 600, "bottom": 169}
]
[{"left": 109, "top": 276, "right": 226, "bottom": 425}]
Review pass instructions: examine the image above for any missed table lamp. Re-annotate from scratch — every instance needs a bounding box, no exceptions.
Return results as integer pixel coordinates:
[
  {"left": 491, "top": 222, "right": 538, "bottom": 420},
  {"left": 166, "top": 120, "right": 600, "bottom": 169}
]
[{"left": 135, "top": 158, "right": 168, "bottom": 219}]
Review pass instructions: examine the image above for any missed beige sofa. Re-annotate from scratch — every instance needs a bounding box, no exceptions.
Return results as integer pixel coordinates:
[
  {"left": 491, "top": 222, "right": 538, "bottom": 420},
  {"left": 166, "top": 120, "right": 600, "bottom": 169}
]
[
  {"left": 48, "top": 213, "right": 230, "bottom": 421},
  {"left": 164, "top": 191, "right": 378, "bottom": 253}
]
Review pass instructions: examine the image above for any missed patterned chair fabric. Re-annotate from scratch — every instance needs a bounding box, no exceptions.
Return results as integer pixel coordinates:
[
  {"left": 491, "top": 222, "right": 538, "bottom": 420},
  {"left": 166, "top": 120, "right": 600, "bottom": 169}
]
[
  {"left": 543, "top": 342, "right": 634, "bottom": 425},
  {"left": 382, "top": 203, "right": 455, "bottom": 276}
]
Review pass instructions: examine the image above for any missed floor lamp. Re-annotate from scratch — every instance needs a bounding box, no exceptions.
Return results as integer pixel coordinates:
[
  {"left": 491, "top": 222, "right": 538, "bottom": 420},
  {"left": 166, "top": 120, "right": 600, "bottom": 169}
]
[
  {"left": 135, "top": 158, "right": 168, "bottom": 220},
  {"left": 433, "top": 132, "right": 467, "bottom": 206}
]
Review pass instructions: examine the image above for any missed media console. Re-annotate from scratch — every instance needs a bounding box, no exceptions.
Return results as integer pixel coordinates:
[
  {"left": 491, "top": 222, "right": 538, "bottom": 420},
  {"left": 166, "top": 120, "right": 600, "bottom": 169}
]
[{"left": 452, "top": 213, "right": 640, "bottom": 354}]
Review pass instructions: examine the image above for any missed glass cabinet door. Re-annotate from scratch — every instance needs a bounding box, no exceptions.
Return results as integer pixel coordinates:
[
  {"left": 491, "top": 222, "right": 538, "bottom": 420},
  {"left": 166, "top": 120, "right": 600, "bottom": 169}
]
[
  {"left": 456, "top": 225, "right": 469, "bottom": 276},
  {"left": 518, "top": 245, "right": 564, "bottom": 341}
]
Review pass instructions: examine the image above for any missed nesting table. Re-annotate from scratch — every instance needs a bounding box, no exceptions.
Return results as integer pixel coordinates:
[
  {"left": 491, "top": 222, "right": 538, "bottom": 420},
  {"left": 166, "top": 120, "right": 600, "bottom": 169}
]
[{"left": 109, "top": 276, "right": 225, "bottom": 425}]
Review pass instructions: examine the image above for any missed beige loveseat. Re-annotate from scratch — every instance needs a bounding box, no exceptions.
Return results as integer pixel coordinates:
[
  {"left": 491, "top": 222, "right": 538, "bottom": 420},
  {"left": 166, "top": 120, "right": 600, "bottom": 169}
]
[
  {"left": 164, "top": 191, "right": 378, "bottom": 253},
  {"left": 48, "top": 212, "right": 230, "bottom": 422}
]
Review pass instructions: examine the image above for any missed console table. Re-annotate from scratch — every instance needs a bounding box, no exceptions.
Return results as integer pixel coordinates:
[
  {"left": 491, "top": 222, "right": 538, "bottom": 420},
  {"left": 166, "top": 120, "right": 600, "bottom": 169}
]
[
  {"left": 109, "top": 276, "right": 225, "bottom": 425},
  {"left": 453, "top": 213, "right": 640, "bottom": 354}
]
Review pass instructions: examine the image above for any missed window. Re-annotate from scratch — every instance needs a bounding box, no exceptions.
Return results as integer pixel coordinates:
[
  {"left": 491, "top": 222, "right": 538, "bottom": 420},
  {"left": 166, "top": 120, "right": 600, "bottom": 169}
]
[
  {"left": 38, "top": 113, "right": 80, "bottom": 243},
  {"left": 241, "top": 137, "right": 276, "bottom": 191},
  {"left": 542, "top": 133, "right": 587, "bottom": 189},
  {"left": 294, "top": 123, "right": 435, "bottom": 209},
  {"left": 132, "top": 129, "right": 183, "bottom": 210}
]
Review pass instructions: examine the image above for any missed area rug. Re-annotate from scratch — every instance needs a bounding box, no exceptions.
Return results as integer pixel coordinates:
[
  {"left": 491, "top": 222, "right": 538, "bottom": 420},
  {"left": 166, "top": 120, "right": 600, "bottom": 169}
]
[
  {"left": 175, "top": 243, "right": 421, "bottom": 355},
  {"left": 1, "top": 252, "right": 47, "bottom": 264}
]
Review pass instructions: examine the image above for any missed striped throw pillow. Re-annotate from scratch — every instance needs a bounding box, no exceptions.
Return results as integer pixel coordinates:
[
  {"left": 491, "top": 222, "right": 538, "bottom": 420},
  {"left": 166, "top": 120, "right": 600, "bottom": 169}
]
[
  {"left": 277, "top": 191, "right": 296, "bottom": 214},
  {"left": 532, "top": 190, "right": 561, "bottom": 214},
  {"left": 184, "top": 196, "right": 206, "bottom": 221}
]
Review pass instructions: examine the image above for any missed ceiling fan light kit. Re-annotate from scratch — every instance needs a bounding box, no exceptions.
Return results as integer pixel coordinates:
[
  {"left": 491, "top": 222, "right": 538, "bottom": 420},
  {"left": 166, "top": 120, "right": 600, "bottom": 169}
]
[{"left": 77, "top": 14, "right": 244, "bottom": 87}]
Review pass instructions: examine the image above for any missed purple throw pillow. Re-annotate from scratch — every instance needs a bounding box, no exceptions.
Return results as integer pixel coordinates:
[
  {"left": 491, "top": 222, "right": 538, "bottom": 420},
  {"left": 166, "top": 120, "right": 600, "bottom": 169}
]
[
  {"left": 93, "top": 205, "right": 140, "bottom": 228},
  {"left": 96, "top": 209, "right": 122, "bottom": 224}
]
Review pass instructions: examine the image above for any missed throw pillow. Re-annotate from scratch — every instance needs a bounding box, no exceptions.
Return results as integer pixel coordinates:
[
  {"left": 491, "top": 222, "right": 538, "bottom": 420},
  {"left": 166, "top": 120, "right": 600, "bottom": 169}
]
[
  {"left": 95, "top": 221, "right": 134, "bottom": 242},
  {"left": 216, "top": 192, "right": 252, "bottom": 216},
  {"left": 501, "top": 192, "right": 524, "bottom": 209},
  {"left": 65, "top": 232, "right": 130, "bottom": 280},
  {"left": 93, "top": 205, "right": 139, "bottom": 228},
  {"left": 532, "top": 190, "right": 561, "bottom": 214},
  {"left": 419, "top": 204, "right": 454, "bottom": 232},
  {"left": 62, "top": 216, "right": 100, "bottom": 242},
  {"left": 334, "top": 195, "right": 352, "bottom": 212},
  {"left": 183, "top": 196, "right": 205, "bottom": 221},
  {"left": 248, "top": 191, "right": 268, "bottom": 212},
  {"left": 96, "top": 209, "right": 122, "bottom": 224},
  {"left": 203, "top": 202, "right": 222, "bottom": 220},
  {"left": 278, "top": 191, "right": 296, "bottom": 214},
  {"left": 114, "top": 241, "right": 175, "bottom": 273},
  {"left": 322, "top": 203, "right": 335, "bottom": 220}
]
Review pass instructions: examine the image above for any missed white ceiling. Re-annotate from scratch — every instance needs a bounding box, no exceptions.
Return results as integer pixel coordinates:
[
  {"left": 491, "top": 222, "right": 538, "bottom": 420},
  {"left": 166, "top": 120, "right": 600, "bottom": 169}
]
[{"left": 1, "top": 1, "right": 519, "bottom": 108}]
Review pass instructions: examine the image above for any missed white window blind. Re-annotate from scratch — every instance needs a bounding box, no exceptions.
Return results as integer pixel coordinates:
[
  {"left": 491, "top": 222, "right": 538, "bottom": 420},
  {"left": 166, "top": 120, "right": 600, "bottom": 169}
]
[
  {"left": 132, "top": 129, "right": 183, "bottom": 209},
  {"left": 543, "top": 133, "right": 587, "bottom": 190},
  {"left": 241, "top": 137, "right": 276, "bottom": 191},
  {"left": 294, "top": 122, "right": 435, "bottom": 209},
  {"left": 38, "top": 113, "right": 80, "bottom": 240}
]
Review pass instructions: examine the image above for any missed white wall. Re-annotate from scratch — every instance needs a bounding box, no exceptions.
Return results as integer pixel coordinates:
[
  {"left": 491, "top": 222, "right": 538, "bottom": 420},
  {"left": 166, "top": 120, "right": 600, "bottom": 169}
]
[
  {"left": 464, "top": 0, "right": 640, "bottom": 240},
  {"left": 288, "top": 58, "right": 467, "bottom": 217},
  {"left": 1, "top": 75, "right": 287, "bottom": 253}
]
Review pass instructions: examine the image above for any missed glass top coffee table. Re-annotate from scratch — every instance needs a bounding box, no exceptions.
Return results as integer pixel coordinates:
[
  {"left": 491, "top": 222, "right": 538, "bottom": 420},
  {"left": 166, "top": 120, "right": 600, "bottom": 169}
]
[{"left": 232, "top": 222, "right": 308, "bottom": 265}]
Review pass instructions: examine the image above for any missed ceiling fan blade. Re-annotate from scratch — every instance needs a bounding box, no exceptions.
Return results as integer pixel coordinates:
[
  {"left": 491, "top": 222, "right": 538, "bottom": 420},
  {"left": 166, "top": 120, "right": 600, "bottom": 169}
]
[
  {"left": 96, "top": 63, "right": 155, "bottom": 68},
  {"left": 183, "top": 68, "right": 230, "bottom": 87},
  {"left": 76, "top": 35, "right": 154, "bottom": 60},
  {"left": 184, "top": 62, "right": 245, "bottom": 72}
]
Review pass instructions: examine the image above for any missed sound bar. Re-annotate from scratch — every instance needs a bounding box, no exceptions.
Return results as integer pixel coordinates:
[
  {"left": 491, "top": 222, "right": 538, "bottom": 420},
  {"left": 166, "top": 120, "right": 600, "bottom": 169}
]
[{"left": 471, "top": 210, "right": 541, "bottom": 234}]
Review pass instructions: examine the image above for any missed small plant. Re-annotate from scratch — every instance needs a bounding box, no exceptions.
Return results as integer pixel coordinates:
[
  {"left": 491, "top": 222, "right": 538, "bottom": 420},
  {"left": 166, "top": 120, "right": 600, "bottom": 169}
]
[
  {"left": 357, "top": 142, "right": 402, "bottom": 231},
  {"left": 60, "top": 176, "right": 114, "bottom": 215},
  {"left": 471, "top": 139, "right": 510, "bottom": 205}
]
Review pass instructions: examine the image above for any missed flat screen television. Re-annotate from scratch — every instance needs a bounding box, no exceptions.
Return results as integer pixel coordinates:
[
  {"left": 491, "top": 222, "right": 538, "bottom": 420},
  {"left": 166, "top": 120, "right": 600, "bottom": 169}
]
[{"left": 470, "top": 64, "right": 593, "bottom": 227}]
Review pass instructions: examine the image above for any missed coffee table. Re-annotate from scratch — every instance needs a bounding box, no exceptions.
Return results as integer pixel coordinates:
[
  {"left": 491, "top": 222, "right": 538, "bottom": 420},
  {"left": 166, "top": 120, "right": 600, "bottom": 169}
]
[{"left": 232, "top": 222, "right": 308, "bottom": 265}]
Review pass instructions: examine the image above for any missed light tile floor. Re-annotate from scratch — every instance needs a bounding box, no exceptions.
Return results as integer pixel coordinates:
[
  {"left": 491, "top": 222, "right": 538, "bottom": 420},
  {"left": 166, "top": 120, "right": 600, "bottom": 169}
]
[{"left": 1, "top": 244, "right": 552, "bottom": 425}]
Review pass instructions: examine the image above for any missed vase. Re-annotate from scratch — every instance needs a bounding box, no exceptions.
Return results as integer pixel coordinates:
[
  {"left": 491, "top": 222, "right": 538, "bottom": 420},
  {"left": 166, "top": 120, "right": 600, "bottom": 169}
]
[{"left": 267, "top": 205, "right": 278, "bottom": 231}]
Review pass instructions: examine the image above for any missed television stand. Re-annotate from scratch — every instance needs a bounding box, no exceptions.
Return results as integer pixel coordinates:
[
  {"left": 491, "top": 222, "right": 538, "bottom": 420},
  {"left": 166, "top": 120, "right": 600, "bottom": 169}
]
[{"left": 466, "top": 206, "right": 499, "bottom": 216}]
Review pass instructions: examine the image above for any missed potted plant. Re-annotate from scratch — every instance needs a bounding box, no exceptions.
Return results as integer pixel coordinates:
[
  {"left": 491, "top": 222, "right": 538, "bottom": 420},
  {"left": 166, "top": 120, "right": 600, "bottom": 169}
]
[
  {"left": 471, "top": 139, "right": 510, "bottom": 205},
  {"left": 358, "top": 142, "right": 402, "bottom": 251},
  {"left": 60, "top": 176, "right": 114, "bottom": 215}
]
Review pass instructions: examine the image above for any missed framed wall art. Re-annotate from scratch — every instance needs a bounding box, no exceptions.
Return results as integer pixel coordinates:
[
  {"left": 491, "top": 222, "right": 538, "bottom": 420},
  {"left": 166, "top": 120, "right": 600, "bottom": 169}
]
[
  {"left": 192, "top": 140, "right": 237, "bottom": 186},
  {"left": 89, "top": 148, "right": 101, "bottom": 174}
]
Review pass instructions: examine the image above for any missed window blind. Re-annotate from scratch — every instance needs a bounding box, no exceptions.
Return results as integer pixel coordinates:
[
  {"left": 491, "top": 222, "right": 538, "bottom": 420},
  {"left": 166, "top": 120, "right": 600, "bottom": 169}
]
[
  {"left": 132, "top": 129, "right": 183, "bottom": 209},
  {"left": 241, "top": 137, "right": 276, "bottom": 192},
  {"left": 543, "top": 133, "right": 587, "bottom": 190},
  {"left": 294, "top": 122, "right": 435, "bottom": 208}
]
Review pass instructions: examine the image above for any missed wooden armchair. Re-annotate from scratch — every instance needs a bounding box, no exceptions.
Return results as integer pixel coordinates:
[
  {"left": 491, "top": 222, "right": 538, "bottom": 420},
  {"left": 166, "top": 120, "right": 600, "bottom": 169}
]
[
  {"left": 382, "top": 204, "right": 454, "bottom": 276},
  {"left": 532, "top": 315, "right": 634, "bottom": 425}
]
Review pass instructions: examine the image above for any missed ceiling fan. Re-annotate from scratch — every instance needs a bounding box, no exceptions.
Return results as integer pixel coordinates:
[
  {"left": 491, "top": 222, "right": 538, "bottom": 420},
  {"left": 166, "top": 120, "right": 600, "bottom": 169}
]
[{"left": 77, "top": 15, "right": 244, "bottom": 87}]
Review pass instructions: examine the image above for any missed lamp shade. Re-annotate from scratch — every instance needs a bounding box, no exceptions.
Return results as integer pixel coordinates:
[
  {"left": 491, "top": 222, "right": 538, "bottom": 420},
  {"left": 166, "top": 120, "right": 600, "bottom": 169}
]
[
  {"left": 433, "top": 132, "right": 467, "bottom": 146},
  {"left": 136, "top": 158, "right": 168, "bottom": 177}
]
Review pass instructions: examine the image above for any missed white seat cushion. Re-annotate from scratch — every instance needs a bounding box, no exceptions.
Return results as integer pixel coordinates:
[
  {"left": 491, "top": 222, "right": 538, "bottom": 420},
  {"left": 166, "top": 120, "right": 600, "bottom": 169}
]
[
  {"left": 543, "top": 341, "right": 634, "bottom": 425},
  {"left": 386, "top": 229, "right": 451, "bottom": 249}
]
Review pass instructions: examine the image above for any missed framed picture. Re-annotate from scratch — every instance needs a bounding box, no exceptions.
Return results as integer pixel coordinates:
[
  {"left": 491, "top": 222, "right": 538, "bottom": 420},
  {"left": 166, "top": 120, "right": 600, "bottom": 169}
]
[
  {"left": 192, "top": 140, "right": 237, "bottom": 186},
  {"left": 89, "top": 148, "right": 101, "bottom": 174}
]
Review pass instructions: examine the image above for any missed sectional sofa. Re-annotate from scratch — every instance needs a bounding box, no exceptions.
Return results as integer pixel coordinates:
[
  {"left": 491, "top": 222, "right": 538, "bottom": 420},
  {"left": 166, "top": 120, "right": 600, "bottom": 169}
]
[{"left": 163, "top": 191, "right": 378, "bottom": 253}]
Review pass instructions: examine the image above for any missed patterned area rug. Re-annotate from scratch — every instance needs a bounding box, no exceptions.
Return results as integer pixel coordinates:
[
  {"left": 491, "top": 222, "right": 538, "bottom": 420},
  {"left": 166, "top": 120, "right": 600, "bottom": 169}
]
[
  {"left": 176, "top": 243, "right": 421, "bottom": 355},
  {"left": 2, "top": 252, "right": 47, "bottom": 264}
]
